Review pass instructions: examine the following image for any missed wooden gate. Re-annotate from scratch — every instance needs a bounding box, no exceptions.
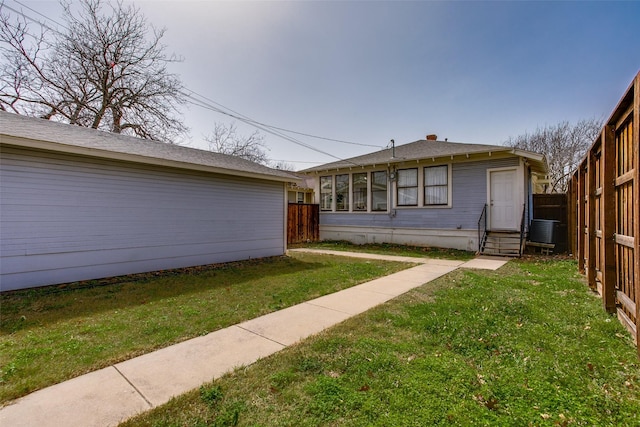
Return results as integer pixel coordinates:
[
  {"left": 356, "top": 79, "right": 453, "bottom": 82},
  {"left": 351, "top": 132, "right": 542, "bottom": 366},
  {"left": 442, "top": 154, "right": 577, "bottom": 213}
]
[
  {"left": 568, "top": 71, "right": 639, "bottom": 355},
  {"left": 287, "top": 203, "right": 319, "bottom": 244}
]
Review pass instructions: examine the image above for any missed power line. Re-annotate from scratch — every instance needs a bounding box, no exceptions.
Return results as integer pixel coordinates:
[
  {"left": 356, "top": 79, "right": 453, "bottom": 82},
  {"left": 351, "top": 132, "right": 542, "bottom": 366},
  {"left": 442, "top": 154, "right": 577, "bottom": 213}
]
[
  {"left": 265, "top": 124, "right": 381, "bottom": 148},
  {"left": 182, "top": 91, "right": 361, "bottom": 166},
  {"left": 2, "top": 1, "right": 63, "bottom": 34},
  {"left": 271, "top": 159, "right": 324, "bottom": 164},
  {"left": 2, "top": 1, "right": 373, "bottom": 166},
  {"left": 184, "top": 89, "right": 381, "bottom": 149},
  {"left": 12, "top": 0, "right": 66, "bottom": 30}
]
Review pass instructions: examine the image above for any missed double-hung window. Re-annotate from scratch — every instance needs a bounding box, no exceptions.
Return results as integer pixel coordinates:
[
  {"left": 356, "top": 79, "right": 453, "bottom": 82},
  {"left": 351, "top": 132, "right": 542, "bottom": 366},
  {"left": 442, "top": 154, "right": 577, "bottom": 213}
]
[
  {"left": 397, "top": 168, "right": 418, "bottom": 206},
  {"left": 335, "top": 174, "right": 349, "bottom": 211},
  {"left": 320, "top": 176, "right": 332, "bottom": 211},
  {"left": 371, "top": 171, "right": 388, "bottom": 211},
  {"left": 424, "top": 165, "right": 448, "bottom": 206},
  {"left": 352, "top": 173, "right": 367, "bottom": 211}
]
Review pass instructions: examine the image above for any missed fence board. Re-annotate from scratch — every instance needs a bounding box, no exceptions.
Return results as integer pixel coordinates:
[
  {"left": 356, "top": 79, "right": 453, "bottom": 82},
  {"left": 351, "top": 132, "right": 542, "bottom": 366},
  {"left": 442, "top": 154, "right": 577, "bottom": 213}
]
[
  {"left": 568, "top": 71, "right": 639, "bottom": 356},
  {"left": 287, "top": 203, "right": 319, "bottom": 244},
  {"left": 602, "top": 126, "right": 617, "bottom": 312}
]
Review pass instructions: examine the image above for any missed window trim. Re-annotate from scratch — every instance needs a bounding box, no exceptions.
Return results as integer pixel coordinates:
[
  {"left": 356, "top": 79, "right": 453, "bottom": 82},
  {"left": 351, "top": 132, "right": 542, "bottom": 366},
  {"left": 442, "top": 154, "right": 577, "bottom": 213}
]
[
  {"left": 371, "top": 170, "right": 388, "bottom": 212},
  {"left": 318, "top": 170, "right": 390, "bottom": 213},
  {"left": 320, "top": 175, "right": 333, "bottom": 211},
  {"left": 352, "top": 172, "right": 368, "bottom": 211},
  {"left": 423, "top": 164, "right": 451, "bottom": 207},
  {"left": 396, "top": 168, "right": 418, "bottom": 207},
  {"left": 335, "top": 174, "right": 350, "bottom": 211}
]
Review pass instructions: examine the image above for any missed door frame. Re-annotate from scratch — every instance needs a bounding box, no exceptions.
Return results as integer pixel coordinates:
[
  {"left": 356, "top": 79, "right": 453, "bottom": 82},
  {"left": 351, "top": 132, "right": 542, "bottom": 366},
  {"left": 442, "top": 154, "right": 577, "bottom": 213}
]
[{"left": 486, "top": 165, "right": 524, "bottom": 231}]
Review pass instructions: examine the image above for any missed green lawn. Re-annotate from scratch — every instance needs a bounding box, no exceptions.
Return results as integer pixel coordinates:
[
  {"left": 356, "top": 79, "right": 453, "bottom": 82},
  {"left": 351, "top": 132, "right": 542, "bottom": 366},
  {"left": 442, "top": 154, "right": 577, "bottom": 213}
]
[
  {"left": 0, "top": 252, "right": 411, "bottom": 403},
  {"left": 122, "top": 259, "right": 640, "bottom": 427}
]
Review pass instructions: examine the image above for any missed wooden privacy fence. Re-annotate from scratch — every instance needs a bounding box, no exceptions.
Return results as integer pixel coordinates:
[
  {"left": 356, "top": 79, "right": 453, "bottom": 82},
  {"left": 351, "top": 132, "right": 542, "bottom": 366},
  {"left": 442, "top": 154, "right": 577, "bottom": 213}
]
[
  {"left": 287, "top": 203, "right": 319, "bottom": 244},
  {"left": 568, "top": 71, "right": 639, "bottom": 355}
]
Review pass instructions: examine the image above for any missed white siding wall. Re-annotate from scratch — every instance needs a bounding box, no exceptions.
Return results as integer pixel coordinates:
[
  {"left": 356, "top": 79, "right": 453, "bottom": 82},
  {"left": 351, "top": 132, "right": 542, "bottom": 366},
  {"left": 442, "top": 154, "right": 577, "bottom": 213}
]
[{"left": 0, "top": 146, "right": 286, "bottom": 291}]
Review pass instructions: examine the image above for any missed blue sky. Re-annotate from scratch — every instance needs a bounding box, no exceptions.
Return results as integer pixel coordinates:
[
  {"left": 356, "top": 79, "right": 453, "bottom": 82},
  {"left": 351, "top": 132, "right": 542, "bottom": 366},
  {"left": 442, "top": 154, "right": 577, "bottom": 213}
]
[{"left": 12, "top": 1, "right": 640, "bottom": 170}]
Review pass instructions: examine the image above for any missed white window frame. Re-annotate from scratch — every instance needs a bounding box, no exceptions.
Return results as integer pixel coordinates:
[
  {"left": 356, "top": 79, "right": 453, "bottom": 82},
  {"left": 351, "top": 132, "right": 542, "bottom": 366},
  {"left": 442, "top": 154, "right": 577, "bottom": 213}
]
[
  {"left": 320, "top": 176, "right": 333, "bottom": 211},
  {"left": 335, "top": 174, "right": 350, "bottom": 211},
  {"left": 423, "top": 164, "right": 452, "bottom": 208},
  {"left": 371, "top": 170, "right": 388, "bottom": 212},
  {"left": 396, "top": 168, "right": 419, "bottom": 207},
  {"left": 352, "top": 172, "right": 368, "bottom": 211}
]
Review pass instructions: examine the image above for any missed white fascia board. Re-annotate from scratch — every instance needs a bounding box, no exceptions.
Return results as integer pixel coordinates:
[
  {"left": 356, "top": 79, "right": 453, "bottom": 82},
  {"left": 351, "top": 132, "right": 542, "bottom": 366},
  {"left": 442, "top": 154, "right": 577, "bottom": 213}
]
[{"left": 510, "top": 149, "right": 548, "bottom": 174}]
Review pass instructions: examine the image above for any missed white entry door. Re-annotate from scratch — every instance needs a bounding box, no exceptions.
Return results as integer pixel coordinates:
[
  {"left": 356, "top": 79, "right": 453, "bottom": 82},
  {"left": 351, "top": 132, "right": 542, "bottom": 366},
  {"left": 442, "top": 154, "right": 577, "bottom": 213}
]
[{"left": 489, "top": 169, "right": 519, "bottom": 230}]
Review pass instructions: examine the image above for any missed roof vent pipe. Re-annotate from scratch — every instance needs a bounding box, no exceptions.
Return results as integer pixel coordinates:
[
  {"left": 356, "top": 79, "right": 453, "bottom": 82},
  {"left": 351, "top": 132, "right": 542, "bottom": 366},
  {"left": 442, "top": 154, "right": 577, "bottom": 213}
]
[{"left": 426, "top": 134, "right": 438, "bottom": 141}]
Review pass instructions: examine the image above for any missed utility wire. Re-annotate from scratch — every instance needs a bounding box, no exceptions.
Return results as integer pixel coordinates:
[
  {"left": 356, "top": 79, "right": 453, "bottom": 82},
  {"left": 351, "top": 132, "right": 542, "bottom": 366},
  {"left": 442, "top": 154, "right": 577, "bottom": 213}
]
[
  {"left": 3, "top": 1, "right": 373, "bottom": 166},
  {"left": 271, "top": 159, "right": 324, "bottom": 164},
  {"left": 263, "top": 124, "right": 381, "bottom": 148},
  {"left": 182, "top": 91, "right": 361, "bottom": 166},
  {"left": 2, "top": 1, "right": 62, "bottom": 34},
  {"left": 12, "top": 0, "right": 66, "bottom": 29},
  {"left": 181, "top": 90, "right": 336, "bottom": 157},
  {"left": 184, "top": 89, "right": 381, "bottom": 149}
]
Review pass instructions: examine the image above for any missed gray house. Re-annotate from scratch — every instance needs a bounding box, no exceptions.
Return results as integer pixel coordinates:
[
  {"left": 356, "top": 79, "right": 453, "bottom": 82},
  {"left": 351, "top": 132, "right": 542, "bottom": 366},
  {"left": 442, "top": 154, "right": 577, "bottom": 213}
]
[
  {"left": 300, "top": 136, "right": 547, "bottom": 254},
  {"left": 0, "top": 112, "right": 299, "bottom": 291}
]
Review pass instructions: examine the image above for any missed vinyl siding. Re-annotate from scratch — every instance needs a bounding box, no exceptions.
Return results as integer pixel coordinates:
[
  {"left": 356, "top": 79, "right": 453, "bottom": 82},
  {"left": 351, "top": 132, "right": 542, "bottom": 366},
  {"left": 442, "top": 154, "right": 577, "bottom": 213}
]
[
  {"left": 0, "top": 146, "right": 285, "bottom": 291},
  {"left": 320, "top": 157, "right": 520, "bottom": 230}
]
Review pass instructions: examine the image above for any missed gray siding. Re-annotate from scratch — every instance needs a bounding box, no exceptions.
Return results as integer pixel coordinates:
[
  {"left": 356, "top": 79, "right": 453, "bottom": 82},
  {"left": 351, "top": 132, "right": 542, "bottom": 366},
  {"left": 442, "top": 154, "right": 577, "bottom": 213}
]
[
  {"left": 1, "top": 146, "right": 285, "bottom": 291},
  {"left": 321, "top": 157, "right": 519, "bottom": 230}
]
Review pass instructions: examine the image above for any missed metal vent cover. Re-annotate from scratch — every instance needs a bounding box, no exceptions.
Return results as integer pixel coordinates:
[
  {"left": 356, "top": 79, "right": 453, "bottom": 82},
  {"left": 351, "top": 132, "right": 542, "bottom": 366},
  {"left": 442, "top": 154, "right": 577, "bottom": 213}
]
[{"left": 529, "top": 219, "right": 559, "bottom": 244}]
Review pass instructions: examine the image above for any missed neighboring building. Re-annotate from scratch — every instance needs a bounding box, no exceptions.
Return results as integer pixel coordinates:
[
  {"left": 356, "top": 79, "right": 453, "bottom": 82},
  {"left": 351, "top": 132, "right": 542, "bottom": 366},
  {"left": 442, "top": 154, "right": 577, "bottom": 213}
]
[
  {"left": 0, "top": 112, "right": 299, "bottom": 291},
  {"left": 300, "top": 136, "right": 547, "bottom": 253},
  {"left": 287, "top": 175, "right": 315, "bottom": 204}
]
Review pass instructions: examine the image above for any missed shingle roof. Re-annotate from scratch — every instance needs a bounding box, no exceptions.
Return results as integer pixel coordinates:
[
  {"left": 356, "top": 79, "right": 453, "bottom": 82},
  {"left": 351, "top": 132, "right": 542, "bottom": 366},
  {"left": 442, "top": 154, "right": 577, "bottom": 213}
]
[
  {"left": 0, "top": 111, "right": 299, "bottom": 183},
  {"left": 300, "top": 139, "right": 546, "bottom": 174}
]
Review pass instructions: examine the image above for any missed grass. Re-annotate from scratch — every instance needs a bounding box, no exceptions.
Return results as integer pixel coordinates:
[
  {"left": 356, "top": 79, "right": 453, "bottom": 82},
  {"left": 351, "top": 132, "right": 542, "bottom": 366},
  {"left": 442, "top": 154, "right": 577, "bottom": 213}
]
[
  {"left": 289, "top": 240, "right": 475, "bottom": 261},
  {"left": 121, "top": 259, "right": 640, "bottom": 427},
  {"left": 0, "top": 252, "right": 411, "bottom": 403}
]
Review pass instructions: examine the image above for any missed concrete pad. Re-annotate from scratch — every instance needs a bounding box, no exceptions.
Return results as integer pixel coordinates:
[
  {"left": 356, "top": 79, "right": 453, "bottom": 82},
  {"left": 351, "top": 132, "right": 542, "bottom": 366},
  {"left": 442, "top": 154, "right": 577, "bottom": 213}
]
[
  {"left": 385, "top": 264, "right": 455, "bottom": 285},
  {"left": 288, "top": 249, "right": 424, "bottom": 264},
  {"left": 360, "top": 266, "right": 458, "bottom": 295},
  {"left": 288, "top": 249, "right": 465, "bottom": 268},
  {"left": 408, "top": 263, "right": 463, "bottom": 274},
  {"left": 115, "top": 326, "right": 284, "bottom": 407},
  {"left": 307, "top": 286, "right": 394, "bottom": 315},
  {"left": 238, "top": 303, "right": 351, "bottom": 346},
  {"left": 0, "top": 366, "right": 149, "bottom": 427},
  {"left": 460, "top": 256, "right": 510, "bottom": 270},
  {"left": 356, "top": 276, "right": 418, "bottom": 296},
  {"left": 421, "top": 258, "right": 466, "bottom": 267}
]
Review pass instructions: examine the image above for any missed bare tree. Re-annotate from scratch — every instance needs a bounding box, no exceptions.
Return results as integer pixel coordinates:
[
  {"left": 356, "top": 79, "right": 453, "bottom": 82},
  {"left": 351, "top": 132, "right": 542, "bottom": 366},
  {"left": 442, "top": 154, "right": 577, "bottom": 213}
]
[
  {"left": 504, "top": 118, "right": 602, "bottom": 193},
  {"left": 0, "top": 0, "right": 186, "bottom": 142},
  {"left": 270, "top": 160, "right": 297, "bottom": 171},
  {"left": 206, "top": 122, "right": 270, "bottom": 165}
]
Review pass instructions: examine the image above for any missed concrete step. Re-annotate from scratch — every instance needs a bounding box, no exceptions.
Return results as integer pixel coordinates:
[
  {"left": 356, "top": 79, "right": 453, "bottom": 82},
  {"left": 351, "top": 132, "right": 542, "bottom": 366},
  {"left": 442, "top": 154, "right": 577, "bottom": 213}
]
[{"left": 480, "top": 231, "right": 523, "bottom": 257}]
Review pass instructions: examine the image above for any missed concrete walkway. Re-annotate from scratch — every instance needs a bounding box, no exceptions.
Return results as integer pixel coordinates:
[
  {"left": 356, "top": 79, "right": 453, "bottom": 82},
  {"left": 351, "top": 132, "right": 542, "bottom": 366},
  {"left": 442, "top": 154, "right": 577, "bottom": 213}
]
[{"left": 0, "top": 250, "right": 508, "bottom": 427}]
